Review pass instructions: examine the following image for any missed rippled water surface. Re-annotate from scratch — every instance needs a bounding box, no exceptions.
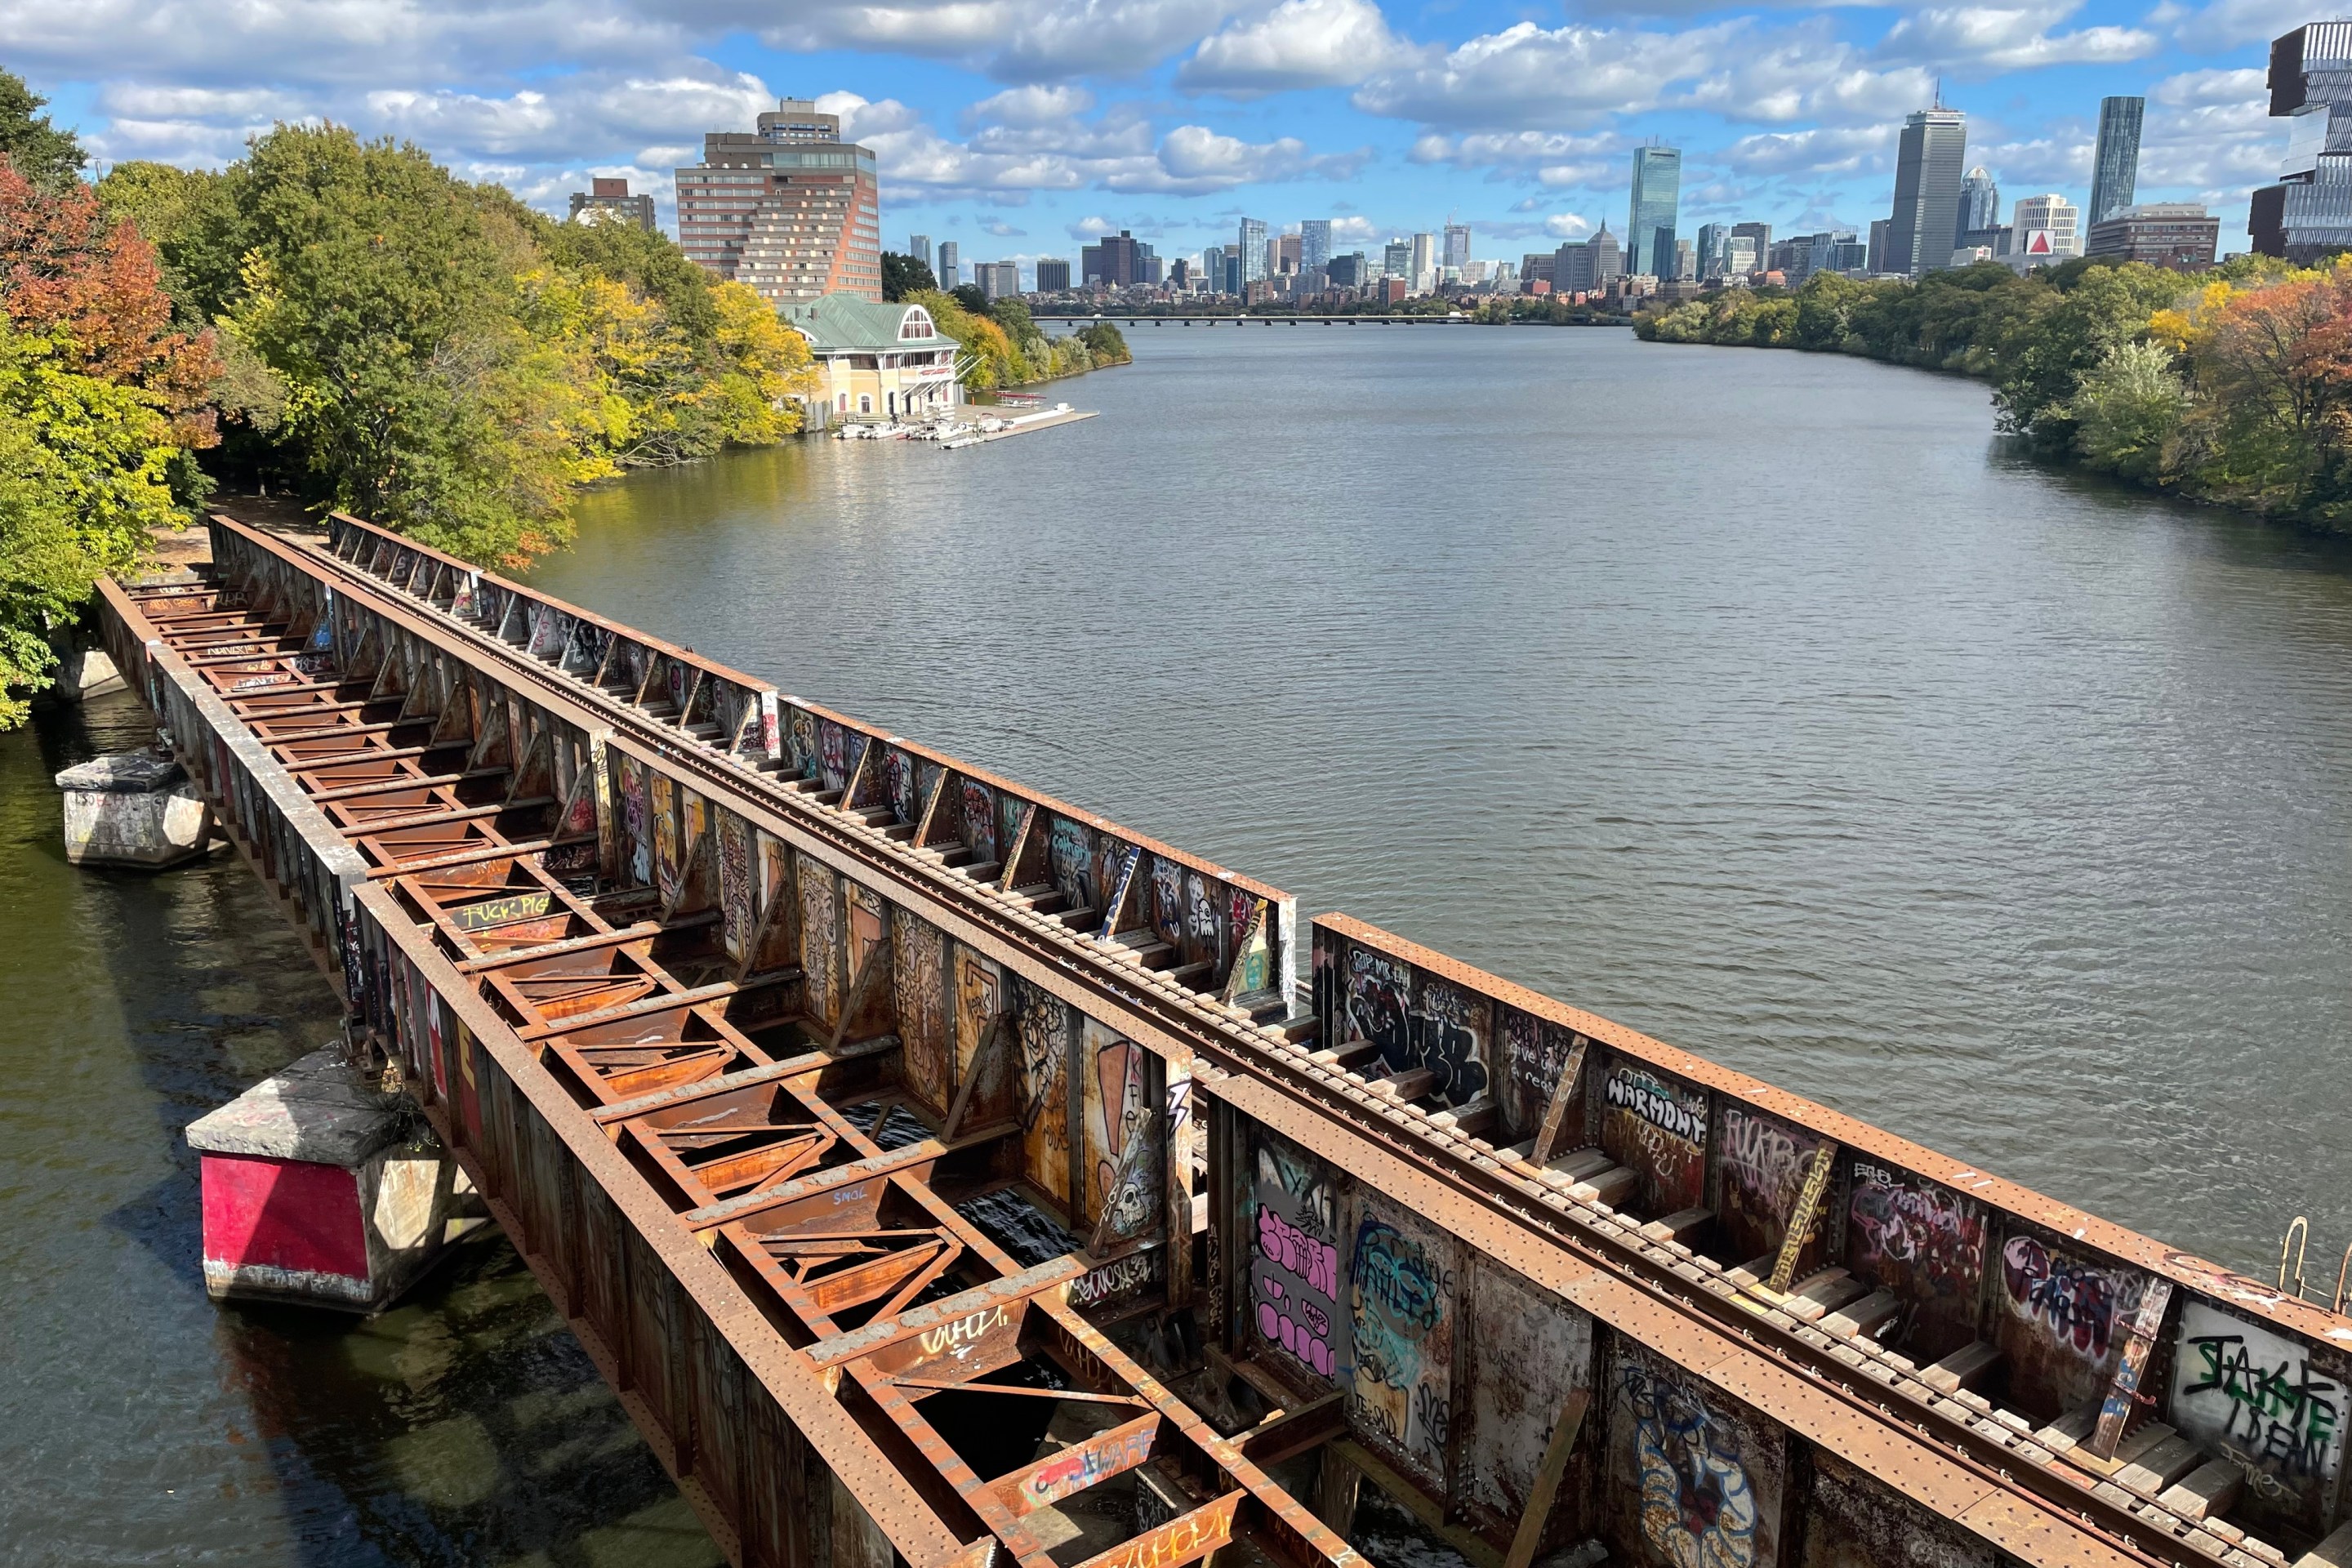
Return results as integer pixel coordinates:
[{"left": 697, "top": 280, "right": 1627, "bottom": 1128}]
[{"left": 7, "top": 323, "right": 2352, "bottom": 1561}]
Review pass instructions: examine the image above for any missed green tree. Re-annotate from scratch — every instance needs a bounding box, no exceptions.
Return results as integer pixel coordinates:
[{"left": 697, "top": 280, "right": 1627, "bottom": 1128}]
[
  {"left": 881, "top": 251, "right": 936, "bottom": 301},
  {"left": 2067, "top": 340, "right": 2190, "bottom": 485},
  {"left": 0, "top": 71, "right": 85, "bottom": 190}
]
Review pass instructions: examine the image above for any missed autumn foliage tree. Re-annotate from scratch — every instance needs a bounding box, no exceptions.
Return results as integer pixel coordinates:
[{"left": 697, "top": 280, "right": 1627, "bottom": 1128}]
[{"left": 0, "top": 154, "right": 220, "bottom": 724}]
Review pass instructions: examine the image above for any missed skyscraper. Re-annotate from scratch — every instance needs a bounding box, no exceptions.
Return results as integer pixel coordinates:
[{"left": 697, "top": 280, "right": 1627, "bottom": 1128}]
[
  {"left": 1410, "top": 232, "right": 1436, "bottom": 287},
  {"left": 1300, "top": 219, "right": 1332, "bottom": 270},
  {"left": 675, "top": 97, "right": 883, "bottom": 301},
  {"left": 1036, "top": 257, "right": 1071, "bottom": 292},
  {"left": 1383, "top": 239, "right": 1412, "bottom": 278},
  {"left": 1200, "top": 246, "right": 1225, "bottom": 292},
  {"left": 2087, "top": 97, "right": 2145, "bottom": 228},
  {"left": 1627, "top": 145, "right": 1682, "bottom": 277},
  {"left": 1240, "top": 217, "right": 1268, "bottom": 283},
  {"left": 908, "top": 234, "right": 931, "bottom": 268},
  {"left": 1443, "top": 224, "right": 1471, "bottom": 272},
  {"left": 1958, "top": 168, "right": 1999, "bottom": 234},
  {"left": 1885, "top": 107, "right": 1968, "bottom": 276},
  {"left": 2252, "top": 24, "right": 2352, "bottom": 261},
  {"left": 937, "top": 241, "right": 960, "bottom": 287}
]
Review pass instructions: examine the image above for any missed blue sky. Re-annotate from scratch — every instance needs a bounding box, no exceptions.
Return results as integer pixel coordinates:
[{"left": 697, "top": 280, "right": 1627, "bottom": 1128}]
[{"left": 7, "top": 0, "right": 2301, "bottom": 269}]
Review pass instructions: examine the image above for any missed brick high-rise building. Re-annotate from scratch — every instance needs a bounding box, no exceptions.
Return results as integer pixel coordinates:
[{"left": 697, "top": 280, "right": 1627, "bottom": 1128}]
[
  {"left": 568, "top": 177, "right": 655, "bottom": 231},
  {"left": 675, "top": 97, "right": 882, "bottom": 302}
]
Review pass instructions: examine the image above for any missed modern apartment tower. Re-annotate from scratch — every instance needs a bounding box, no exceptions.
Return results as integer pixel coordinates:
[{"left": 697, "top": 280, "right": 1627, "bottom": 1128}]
[
  {"left": 1300, "top": 219, "right": 1332, "bottom": 270},
  {"left": 1627, "top": 145, "right": 1681, "bottom": 276},
  {"left": 937, "top": 240, "right": 959, "bottom": 287},
  {"left": 2252, "top": 24, "right": 2352, "bottom": 262},
  {"left": 2087, "top": 97, "right": 2145, "bottom": 227},
  {"left": 1443, "top": 224, "right": 1471, "bottom": 272},
  {"left": 1383, "top": 239, "right": 1412, "bottom": 278},
  {"left": 675, "top": 97, "right": 882, "bottom": 301},
  {"left": 1035, "top": 257, "right": 1071, "bottom": 292},
  {"left": 1410, "top": 232, "right": 1436, "bottom": 287},
  {"left": 1239, "top": 217, "right": 1269, "bottom": 283},
  {"left": 907, "top": 234, "right": 931, "bottom": 268},
  {"left": 1885, "top": 106, "right": 1968, "bottom": 275}
]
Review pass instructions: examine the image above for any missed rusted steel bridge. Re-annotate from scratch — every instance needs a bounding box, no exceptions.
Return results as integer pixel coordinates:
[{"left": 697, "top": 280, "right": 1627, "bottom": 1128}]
[{"left": 96, "top": 511, "right": 2352, "bottom": 1568}]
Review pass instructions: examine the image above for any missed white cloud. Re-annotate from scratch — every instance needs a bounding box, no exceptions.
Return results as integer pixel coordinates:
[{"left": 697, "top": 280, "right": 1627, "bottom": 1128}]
[
  {"left": 1408, "top": 130, "right": 1617, "bottom": 167},
  {"left": 2151, "top": 67, "right": 2267, "bottom": 109},
  {"left": 1177, "top": 0, "right": 1417, "bottom": 95},
  {"left": 1353, "top": 20, "right": 1729, "bottom": 129},
  {"left": 966, "top": 84, "right": 1095, "bottom": 127},
  {"left": 1718, "top": 122, "right": 1893, "bottom": 176},
  {"left": 2166, "top": 0, "right": 2313, "bottom": 53},
  {"left": 1107, "top": 122, "right": 1370, "bottom": 193},
  {"left": 759, "top": 0, "right": 1248, "bottom": 82},
  {"left": 1330, "top": 214, "right": 1381, "bottom": 241},
  {"left": 1546, "top": 212, "right": 1597, "bottom": 237},
  {"left": 1875, "top": 4, "right": 2158, "bottom": 72}
]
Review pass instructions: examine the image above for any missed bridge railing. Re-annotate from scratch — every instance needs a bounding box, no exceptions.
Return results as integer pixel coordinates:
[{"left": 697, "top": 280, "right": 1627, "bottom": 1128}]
[{"left": 304, "top": 512, "right": 1300, "bottom": 1009}]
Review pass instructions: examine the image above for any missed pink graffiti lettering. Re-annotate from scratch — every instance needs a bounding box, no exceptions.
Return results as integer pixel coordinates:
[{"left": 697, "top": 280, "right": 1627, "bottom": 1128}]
[{"left": 1258, "top": 1205, "right": 1338, "bottom": 1296}]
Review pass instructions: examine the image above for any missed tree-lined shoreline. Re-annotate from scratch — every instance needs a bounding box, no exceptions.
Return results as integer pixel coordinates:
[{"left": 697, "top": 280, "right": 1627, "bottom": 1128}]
[{"left": 1637, "top": 256, "right": 2352, "bottom": 531}]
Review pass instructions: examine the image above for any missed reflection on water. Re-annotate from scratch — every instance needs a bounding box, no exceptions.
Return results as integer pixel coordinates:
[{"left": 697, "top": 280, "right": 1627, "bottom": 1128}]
[
  {"left": 536, "top": 327, "right": 2352, "bottom": 1282},
  {"left": 0, "top": 693, "right": 716, "bottom": 1566}
]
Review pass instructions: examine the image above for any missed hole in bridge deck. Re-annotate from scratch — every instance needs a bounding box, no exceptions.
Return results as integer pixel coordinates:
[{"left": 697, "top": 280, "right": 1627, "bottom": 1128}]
[
  {"left": 953, "top": 1187, "right": 1084, "bottom": 1268},
  {"left": 838, "top": 1101, "right": 936, "bottom": 1152}
]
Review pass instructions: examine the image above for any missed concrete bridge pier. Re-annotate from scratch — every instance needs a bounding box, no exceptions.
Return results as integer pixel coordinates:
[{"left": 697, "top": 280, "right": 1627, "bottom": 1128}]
[
  {"left": 56, "top": 750, "right": 213, "bottom": 869},
  {"left": 186, "top": 1045, "right": 460, "bottom": 1313}
]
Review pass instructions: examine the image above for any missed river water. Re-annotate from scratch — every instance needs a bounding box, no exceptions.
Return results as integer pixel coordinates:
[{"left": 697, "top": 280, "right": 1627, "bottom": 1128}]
[{"left": 7, "top": 324, "right": 2352, "bottom": 1561}]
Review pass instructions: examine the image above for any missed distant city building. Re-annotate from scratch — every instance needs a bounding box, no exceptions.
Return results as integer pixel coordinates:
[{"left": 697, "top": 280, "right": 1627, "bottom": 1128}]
[
  {"left": 1035, "top": 256, "right": 1071, "bottom": 292},
  {"left": 1443, "top": 224, "right": 1471, "bottom": 272},
  {"left": 1225, "top": 253, "right": 1244, "bottom": 293},
  {"left": 675, "top": 98, "right": 881, "bottom": 301},
  {"left": 2008, "top": 194, "right": 2081, "bottom": 265},
  {"left": 1722, "top": 235, "right": 1759, "bottom": 277},
  {"left": 1673, "top": 238, "right": 1696, "bottom": 282},
  {"left": 1695, "top": 223, "right": 1728, "bottom": 278},
  {"left": 1731, "top": 222, "right": 1771, "bottom": 275},
  {"left": 978, "top": 261, "right": 1022, "bottom": 301},
  {"left": 1958, "top": 225, "right": 2011, "bottom": 259},
  {"left": 1557, "top": 223, "right": 1623, "bottom": 292},
  {"left": 1329, "top": 252, "right": 1368, "bottom": 287},
  {"left": 2087, "top": 203, "right": 2220, "bottom": 270},
  {"left": 1959, "top": 167, "right": 2000, "bottom": 235},
  {"left": 908, "top": 234, "right": 931, "bottom": 269},
  {"left": 1521, "top": 251, "right": 1557, "bottom": 285},
  {"left": 569, "top": 176, "right": 655, "bottom": 230},
  {"left": 1240, "top": 217, "right": 1269, "bottom": 283},
  {"left": 2087, "top": 97, "right": 2145, "bottom": 227},
  {"left": 1300, "top": 219, "right": 1333, "bottom": 270},
  {"left": 2252, "top": 24, "right": 2352, "bottom": 262},
  {"left": 1410, "top": 232, "right": 1436, "bottom": 290},
  {"left": 1200, "top": 245, "right": 1225, "bottom": 291},
  {"left": 1866, "top": 217, "right": 1891, "bottom": 274},
  {"left": 1382, "top": 240, "right": 1411, "bottom": 278},
  {"left": 1885, "top": 106, "right": 1968, "bottom": 276},
  {"left": 1082, "top": 230, "right": 1144, "bottom": 287},
  {"left": 1274, "top": 233, "right": 1303, "bottom": 275},
  {"left": 1627, "top": 145, "right": 1682, "bottom": 278},
  {"left": 937, "top": 241, "right": 960, "bottom": 287}
]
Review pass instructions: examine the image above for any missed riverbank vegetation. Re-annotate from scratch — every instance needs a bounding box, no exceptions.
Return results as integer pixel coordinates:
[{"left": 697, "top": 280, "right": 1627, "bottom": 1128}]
[
  {"left": 1635, "top": 256, "right": 2352, "bottom": 529},
  {"left": 0, "top": 71, "right": 817, "bottom": 723},
  {"left": 909, "top": 289, "right": 1129, "bottom": 390}
]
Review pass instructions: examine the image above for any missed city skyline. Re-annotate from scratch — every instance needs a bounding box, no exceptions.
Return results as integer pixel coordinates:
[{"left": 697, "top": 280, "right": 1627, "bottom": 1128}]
[{"left": 7, "top": 0, "right": 2294, "bottom": 270}]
